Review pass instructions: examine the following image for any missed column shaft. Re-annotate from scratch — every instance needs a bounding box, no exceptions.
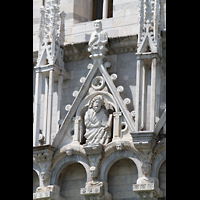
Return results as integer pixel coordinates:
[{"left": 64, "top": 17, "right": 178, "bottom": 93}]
[
  {"left": 46, "top": 69, "right": 54, "bottom": 144},
  {"left": 43, "top": 77, "right": 49, "bottom": 142},
  {"left": 141, "top": 64, "right": 148, "bottom": 130},
  {"left": 102, "top": 0, "right": 109, "bottom": 19},
  {"left": 57, "top": 75, "right": 63, "bottom": 132},
  {"left": 135, "top": 59, "right": 143, "bottom": 131},
  {"left": 150, "top": 58, "right": 157, "bottom": 130},
  {"left": 33, "top": 72, "right": 42, "bottom": 146}
]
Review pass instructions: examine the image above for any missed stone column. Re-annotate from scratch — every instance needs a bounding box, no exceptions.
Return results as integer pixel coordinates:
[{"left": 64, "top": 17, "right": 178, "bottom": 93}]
[
  {"left": 102, "top": 0, "right": 109, "bottom": 19},
  {"left": 57, "top": 74, "right": 63, "bottom": 132},
  {"left": 88, "top": 0, "right": 93, "bottom": 21},
  {"left": 43, "top": 77, "right": 49, "bottom": 142},
  {"left": 156, "top": 61, "right": 161, "bottom": 118},
  {"left": 135, "top": 59, "right": 143, "bottom": 131},
  {"left": 113, "top": 112, "right": 122, "bottom": 139},
  {"left": 46, "top": 69, "right": 54, "bottom": 144},
  {"left": 73, "top": 116, "right": 82, "bottom": 144},
  {"left": 141, "top": 64, "right": 148, "bottom": 130},
  {"left": 33, "top": 71, "right": 42, "bottom": 146},
  {"left": 150, "top": 58, "right": 157, "bottom": 131}
]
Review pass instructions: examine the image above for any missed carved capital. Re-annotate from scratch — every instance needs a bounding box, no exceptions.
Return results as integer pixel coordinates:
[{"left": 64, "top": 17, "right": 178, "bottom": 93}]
[
  {"left": 83, "top": 143, "right": 103, "bottom": 155},
  {"left": 131, "top": 131, "right": 156, "bottom": 153},
  {"left": 113, "top": 112, "right": 122, "bottom": 119}
]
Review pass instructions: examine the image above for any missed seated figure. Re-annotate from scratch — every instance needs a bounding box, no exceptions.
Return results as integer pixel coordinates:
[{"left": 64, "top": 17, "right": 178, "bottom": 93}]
[
  {"left": 88, "top": 20, "right": 108, "bottom": 48},
  {"left": 88, "top": 20, "right": 108, "bottom": 58},
  {"left": 84, "top": 95, "right": 112, "bottom": 145}
]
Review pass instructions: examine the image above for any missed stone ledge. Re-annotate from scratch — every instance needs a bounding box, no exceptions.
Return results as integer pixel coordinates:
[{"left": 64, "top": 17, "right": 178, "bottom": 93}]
[
  {"left": 80, "top": 186, "right": 103, "bottom": 195},
  {"left": 33, "top": 185, "right": 66, "bottom": 200},
  {"left": 133, "top": 183, "right": 163, "bottom": 198},
  {"left": 63, "top": 35, "right": 138, "bottom": 62},
  {"left": 83, "top": 143, "right": 103, "bottom": 155}
]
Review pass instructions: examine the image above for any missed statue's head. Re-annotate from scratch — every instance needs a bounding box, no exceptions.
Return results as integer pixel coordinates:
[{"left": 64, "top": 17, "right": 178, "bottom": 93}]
[
  {"left": 141, "top": 162, "right": 151, "bottom": 177},
  {"left": 66, "top": 147, "right": 73, "bottom": 156},
  {"left": 89, "top": 95, "right": 105, "bottom": 113},
  {"left": 90, "top": 166, "right": 98, "bottom": 178},
  {"left": 115, "top": 141, "right": 123, "bottom": 151},
  {"left": 41, "top": 171, "right": 50, "bottom": 184},
  {"left": 94, "top": 20, "right": 102, "bottom": 31}
]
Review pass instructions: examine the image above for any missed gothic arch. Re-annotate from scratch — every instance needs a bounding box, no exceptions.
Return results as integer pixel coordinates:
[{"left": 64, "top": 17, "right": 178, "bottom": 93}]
[
  {"left": 151, "top": 149, "right": 166, "bottom": 178},
  {"left": 50, "top": 154, "right": 91, "bottom": 185},
  {"left": 99, "top": 150, "right": 142, "bottom": 182}
]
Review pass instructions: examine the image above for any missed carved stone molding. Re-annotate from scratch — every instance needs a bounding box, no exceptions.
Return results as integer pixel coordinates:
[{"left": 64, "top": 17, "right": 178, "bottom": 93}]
[
  {"left": 133, "top": 183, "right": 163, "bottom": 200},
  {"left": 33, "top": 145, "right": 56, "bottom": 187},
  {"left": 83, "top": 143, "right": 104, "bottom": 179},
  {"left": 131, "top": 131, "right": 157, "bottom": 153},
  {"left": 99, "top": 140, "right": 142, "bottom": 169},
  {"left": 33, "top": 185, "right": 66, "bottom": 200},
  {"left": 51, "top": 144, "right": 88, "bottom": 170},
  {"left": 148, "top": 138, "right": 166, "bottom": 164},
  {"left": 63, "top": 35, "right": 137, "bottom": 62},
  {"left": 80, "top": 181, "right": 112, "bottom": 200}
]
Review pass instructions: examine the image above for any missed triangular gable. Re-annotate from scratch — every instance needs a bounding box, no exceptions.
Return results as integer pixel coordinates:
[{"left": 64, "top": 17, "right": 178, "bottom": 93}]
[
  {"left": 137, "top": 21, "right": 157, "bottom": 53},
  {"left": 52, "top": 61, "right": 136, "bottom": 148},
  {"left": 52, "top": 62, "right": 99, "bottom": 147}
]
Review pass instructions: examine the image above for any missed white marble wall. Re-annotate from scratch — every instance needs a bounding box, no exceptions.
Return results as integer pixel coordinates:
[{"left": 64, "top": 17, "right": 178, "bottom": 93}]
[{"left": 33, "top": 0, "right": 141, "bottom": 52}]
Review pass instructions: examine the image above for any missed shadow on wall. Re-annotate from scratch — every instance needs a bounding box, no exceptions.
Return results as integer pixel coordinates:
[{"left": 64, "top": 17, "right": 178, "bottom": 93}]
[{"left": 107, "top": 158, "right": 138, "bottom": 200}]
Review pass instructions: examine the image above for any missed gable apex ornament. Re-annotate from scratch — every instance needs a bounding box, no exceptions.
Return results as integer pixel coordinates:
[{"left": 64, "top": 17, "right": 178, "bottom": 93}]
[
  {"left": 88, "top": 20, "right": 108, "bottom": 64},
  {"left": 137, "top": 20, "right": 157, "bottom": 53}
]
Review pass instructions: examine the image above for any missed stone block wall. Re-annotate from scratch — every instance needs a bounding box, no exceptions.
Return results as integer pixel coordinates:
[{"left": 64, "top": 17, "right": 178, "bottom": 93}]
[
  {"left": 59, "top": 163, "right": 86, "bottom": 199},
  {"left": 108, "top": 158, "right": 138, "bottom": 200},
  {"left": 33, "top": 0, "right": 141, "bottom": 52}
]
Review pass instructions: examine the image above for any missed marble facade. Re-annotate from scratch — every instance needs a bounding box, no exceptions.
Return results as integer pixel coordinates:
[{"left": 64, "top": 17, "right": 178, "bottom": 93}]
[{"left": 33, "top": 0, "right": 166, "bottom": 199}]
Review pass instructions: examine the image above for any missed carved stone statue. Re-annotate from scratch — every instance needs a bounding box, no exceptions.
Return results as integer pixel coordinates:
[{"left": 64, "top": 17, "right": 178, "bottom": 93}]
[
  {"left": 88, "top": 20, "right": 108, "bottom": 62},
  {"left": 88, "top": 20, "right": 108, "bottom": 48},
  {"left": 66, "top": 147, "right": 73, "bottom": 156},
  {"left": 137, "top": 162, "right": 158, "bottom": 185},
  {"left": 115, "top": 141, "right": 124, "bottom": 151},
  {"left": 84, "top": 95, "right": 112, "bottom": 145}
]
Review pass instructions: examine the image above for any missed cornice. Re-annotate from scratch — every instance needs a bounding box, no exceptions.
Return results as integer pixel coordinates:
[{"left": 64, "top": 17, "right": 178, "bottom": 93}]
[{"left": 33, "top": 32, "right": 165, "bottom": 64}]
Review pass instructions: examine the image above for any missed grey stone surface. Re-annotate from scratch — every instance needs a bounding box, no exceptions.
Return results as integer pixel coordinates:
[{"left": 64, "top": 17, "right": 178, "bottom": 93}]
[{"left": 108, "top": 159, "right": 138, "bottom": 200}]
